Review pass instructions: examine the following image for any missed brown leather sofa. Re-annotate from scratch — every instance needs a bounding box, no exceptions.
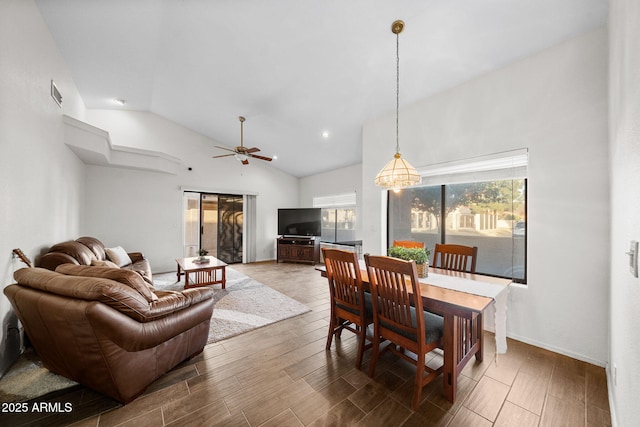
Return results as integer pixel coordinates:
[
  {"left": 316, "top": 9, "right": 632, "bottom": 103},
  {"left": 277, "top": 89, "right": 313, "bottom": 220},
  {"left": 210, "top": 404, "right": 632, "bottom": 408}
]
[
  {"left": 4, "top": 265, "right": 214, "bottom": 403},
  {"left": 39, "top": 236, "right": 153, "bottom": 283}
]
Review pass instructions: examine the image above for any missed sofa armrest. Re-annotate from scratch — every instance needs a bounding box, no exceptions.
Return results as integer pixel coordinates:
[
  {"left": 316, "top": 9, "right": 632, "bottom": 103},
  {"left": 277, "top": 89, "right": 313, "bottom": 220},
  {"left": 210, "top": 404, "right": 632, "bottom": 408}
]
[
  {"left": 145, "top": 288, "right": 214, "bottom": 320},
  {"left": 86, "top": 298, "right": 214, "bottom": 351},
  {"left": 127, "top": 252, "right": 145, "bottom": 263}
]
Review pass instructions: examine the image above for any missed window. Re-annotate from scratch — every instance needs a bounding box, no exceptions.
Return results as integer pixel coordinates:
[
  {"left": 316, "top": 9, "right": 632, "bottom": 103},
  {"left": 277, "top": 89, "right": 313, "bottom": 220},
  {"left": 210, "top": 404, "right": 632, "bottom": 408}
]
[
  {"left": 321, "top": 207, "right": 356, "bottom": 243},
  {"left": 388, "top": 150, "right": 528, "bottom": 283},
  {"left": 313, "top": 193, "right": 357, "bottom": 243}
]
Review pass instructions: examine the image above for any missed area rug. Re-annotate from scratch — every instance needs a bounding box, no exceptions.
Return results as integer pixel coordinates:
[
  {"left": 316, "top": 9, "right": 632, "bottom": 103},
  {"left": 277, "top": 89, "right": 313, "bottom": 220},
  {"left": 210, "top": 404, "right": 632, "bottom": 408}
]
[
  {"left": 152, "top": 267, "right": 311, "bottom": 343},
  {"left": 0, "top": 347, "right": 78, "bottom": 403}
]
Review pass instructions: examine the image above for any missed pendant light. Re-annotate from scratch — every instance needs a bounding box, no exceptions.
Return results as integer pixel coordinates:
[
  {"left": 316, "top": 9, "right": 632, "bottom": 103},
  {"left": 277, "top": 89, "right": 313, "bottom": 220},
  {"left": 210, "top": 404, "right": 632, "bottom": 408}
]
[{"left": 374, "top": 20, "right": 420, "bottom": 191}]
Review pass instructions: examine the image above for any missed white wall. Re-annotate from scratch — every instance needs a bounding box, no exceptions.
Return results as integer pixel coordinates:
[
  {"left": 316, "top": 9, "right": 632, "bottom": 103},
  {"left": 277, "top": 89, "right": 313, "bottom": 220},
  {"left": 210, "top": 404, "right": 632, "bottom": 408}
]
[
  {"left": 362, "top": 28, "right": 610, "bottom": 365},
  {"left": 298, "top": 163, "right": 361, "bottom": 208},
  {"left": 299, "top": 163, "right": 363, "bottom": 240},
  {"left": 608, "top": 1, "right": 640, "bottom": 425},
  {"left": 83, "top": 110, "right": 298, "bottom": 271},
  {"left": 0, "top": 0, "right": 87, "bottom": 373}
]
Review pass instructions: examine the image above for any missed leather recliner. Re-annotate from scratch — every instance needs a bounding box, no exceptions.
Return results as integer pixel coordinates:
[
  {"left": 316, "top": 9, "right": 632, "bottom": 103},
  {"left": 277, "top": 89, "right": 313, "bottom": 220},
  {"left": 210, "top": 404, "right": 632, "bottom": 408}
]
[
  {"left": 4, "top": 265, "right": 214, "bottom": 403},
  {"left": 39, "top": 236, "right": 153, "bottom": 283}
]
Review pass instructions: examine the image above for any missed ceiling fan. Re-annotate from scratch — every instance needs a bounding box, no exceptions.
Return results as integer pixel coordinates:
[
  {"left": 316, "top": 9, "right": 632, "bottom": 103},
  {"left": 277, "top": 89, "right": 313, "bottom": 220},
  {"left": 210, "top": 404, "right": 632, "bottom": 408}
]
[{"left": 212, "top": 116, "right": 272, "bottom": 165}]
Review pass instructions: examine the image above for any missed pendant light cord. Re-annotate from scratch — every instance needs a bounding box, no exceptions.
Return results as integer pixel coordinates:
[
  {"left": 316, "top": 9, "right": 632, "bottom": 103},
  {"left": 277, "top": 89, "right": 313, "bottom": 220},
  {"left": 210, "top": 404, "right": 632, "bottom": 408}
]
[
  {"left": 374, "top": 20, "right": 420, "bottom": 189},
  {"left": 395, "top": 31, "right": 400, "bottom": 155}
]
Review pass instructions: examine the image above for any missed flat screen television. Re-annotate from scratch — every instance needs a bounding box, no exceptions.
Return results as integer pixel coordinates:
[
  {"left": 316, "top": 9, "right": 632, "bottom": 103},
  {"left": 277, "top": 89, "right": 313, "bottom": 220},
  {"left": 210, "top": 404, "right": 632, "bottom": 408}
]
[{"left": 278, "top": 208, "right": 322, "bottom": 237}]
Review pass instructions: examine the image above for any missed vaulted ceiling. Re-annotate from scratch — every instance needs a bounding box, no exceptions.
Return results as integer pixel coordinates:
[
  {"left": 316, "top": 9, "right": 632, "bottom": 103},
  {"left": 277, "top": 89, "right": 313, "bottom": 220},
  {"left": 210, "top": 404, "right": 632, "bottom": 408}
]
[{"left": 36, "top": 0, "right": 608, "bottom": 177}]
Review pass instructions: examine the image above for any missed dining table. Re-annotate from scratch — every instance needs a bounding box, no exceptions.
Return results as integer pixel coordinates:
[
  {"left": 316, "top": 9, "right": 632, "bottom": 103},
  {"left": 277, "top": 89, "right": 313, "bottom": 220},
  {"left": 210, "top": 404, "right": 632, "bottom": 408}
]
[{"left": 318, "top": 262, "right": 511, "bottom": 403}]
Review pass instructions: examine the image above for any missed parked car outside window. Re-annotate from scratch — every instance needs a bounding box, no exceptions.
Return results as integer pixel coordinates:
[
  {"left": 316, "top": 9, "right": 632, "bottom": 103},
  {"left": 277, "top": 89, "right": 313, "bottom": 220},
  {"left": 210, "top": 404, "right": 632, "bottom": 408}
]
[{"left": 514, "top": 221, "right": 525, "bottom": 237}]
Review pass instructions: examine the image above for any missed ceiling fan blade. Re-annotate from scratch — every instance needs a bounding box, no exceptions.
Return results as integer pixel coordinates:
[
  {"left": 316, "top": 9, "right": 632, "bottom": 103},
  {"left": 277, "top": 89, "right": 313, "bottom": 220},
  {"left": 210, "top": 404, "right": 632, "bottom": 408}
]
[
  {"left": 212, "top": 153, "right": 235, "bottom": 159},
  {"left": 214, "top": 145, "right": 236, "bottom": 153},
  {"left": 245, "top": 147, "right": 261, "bottom": 154},
  {"left": 248, "top": 153, "right": 273, "bottom": 162}
]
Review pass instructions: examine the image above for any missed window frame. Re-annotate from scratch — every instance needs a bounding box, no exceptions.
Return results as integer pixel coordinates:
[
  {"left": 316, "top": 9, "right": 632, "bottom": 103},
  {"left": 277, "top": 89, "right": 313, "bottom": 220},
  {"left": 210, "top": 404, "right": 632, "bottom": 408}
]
[
  {"left": 387, "top": 178, "right": 527, "bottom": 284},
  {"left": 313, "top": 192, "right": 357, "bottom": 244}
]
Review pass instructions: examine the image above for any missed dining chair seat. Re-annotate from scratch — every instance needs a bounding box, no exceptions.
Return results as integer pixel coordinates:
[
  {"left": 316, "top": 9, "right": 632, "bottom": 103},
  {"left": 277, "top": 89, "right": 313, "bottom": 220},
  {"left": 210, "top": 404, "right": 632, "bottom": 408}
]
[
  {"left": 380, "top": 308, "right": 443, "bottom": 345},
  {"left": 336, "top": 291, "right": 372, "bottom": 317}
]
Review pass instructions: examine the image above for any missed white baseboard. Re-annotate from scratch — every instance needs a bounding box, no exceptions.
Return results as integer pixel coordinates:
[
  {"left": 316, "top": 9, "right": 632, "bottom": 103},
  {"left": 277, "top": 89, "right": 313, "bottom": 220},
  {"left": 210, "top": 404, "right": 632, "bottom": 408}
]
[
  {"left": 504, "top": 332, "right": 606, "bottom": 367},
  {"left": 605, "top": 363, "right": 619, "bottom": 427}
]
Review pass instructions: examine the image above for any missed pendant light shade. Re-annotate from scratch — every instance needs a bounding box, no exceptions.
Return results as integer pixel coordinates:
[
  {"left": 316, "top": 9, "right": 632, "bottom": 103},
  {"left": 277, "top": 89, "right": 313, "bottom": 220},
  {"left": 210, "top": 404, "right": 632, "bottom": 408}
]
[
  {"left": 374, "top": 152, "right": 420, "bottom": 190},
  {"left": 374, "top": 20, "right": 420, "bottom": 190}
]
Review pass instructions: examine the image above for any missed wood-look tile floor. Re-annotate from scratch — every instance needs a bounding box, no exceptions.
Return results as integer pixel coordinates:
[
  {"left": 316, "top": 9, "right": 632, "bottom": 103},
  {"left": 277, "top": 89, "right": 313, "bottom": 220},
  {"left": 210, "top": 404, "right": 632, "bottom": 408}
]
[{"left": 4, "top": 262, "right": 611, "bottom": 427}]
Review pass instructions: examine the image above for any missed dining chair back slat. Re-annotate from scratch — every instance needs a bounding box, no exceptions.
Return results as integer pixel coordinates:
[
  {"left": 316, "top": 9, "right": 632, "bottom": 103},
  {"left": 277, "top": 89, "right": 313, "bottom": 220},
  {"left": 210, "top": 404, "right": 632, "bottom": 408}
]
[
  {"left": 393, "top": 240, "right": 425, "bottom": 249},
  {"left": 370, "top": 263, "right": 416, "bottom": 337},
  {"left": 432, "top": 243, "right": 478, "bottom": 273}
]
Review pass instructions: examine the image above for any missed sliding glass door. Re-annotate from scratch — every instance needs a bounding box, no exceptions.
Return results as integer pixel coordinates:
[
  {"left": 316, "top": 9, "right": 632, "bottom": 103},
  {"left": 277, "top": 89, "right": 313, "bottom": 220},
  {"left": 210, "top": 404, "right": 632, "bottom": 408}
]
[{"left": 183, "top": 192, "right": 243, "bottom": 264}]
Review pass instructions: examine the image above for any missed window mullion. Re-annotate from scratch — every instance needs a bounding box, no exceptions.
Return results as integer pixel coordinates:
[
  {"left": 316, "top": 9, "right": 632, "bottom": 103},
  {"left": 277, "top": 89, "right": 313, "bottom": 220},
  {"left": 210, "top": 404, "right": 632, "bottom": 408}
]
[{"left": 440, "top": 184, "right": 446, "bottom": 244}]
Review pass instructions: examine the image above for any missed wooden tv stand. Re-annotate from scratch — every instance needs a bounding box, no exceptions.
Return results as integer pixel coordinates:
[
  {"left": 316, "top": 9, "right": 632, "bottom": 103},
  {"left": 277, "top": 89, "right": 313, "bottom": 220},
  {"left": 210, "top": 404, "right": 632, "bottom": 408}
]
[{"left": 277, "top": 236, "right": 320, "bottom": 265}]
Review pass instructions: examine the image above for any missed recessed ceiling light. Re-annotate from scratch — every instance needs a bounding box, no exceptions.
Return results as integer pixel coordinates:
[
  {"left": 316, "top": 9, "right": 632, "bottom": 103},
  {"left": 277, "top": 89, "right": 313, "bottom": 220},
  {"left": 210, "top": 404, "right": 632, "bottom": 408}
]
[
  {"left": 272, "top": 155, "right": 278, "bottom": 160},
  {"left": 113, "top": 98, "right": 126, "bottom": 105},
  {"left": 321, "top": 131, "right": 330, "bottom": 139}
]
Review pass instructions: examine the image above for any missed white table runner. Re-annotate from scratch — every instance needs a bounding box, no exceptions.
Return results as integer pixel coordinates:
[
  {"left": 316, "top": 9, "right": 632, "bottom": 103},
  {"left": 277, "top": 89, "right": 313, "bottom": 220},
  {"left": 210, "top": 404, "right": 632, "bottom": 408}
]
[
  {"left": 355, "top": 260, "right": 511, "bottom": 353},
  {"left": 419, "top": 272, "right": 510, "bottom": 354}
]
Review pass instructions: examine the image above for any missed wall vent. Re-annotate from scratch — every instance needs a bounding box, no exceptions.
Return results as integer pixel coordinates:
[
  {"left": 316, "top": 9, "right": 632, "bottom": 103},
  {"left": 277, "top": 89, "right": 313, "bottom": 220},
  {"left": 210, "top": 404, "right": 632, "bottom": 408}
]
[{"left": 50, "top": 80, "right": 62, "bottom": 107}]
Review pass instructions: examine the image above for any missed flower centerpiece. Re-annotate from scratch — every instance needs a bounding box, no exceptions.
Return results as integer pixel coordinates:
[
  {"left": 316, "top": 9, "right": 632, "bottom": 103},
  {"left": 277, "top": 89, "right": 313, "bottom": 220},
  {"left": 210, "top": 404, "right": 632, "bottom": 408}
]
[{"left": 387, "top": 246, "right": 430, "bottom": 278}]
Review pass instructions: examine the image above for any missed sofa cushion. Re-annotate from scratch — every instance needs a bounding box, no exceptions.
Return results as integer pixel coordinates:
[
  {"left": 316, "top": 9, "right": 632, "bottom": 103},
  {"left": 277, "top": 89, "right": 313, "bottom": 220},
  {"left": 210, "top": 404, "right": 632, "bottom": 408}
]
[
  {"left": 91, "top": 259, "right": 120, "bottom": 268},
  {"left": 13, "top": 268, "right": 154, "bottom": 323},
  {"left": 76, "top": 236, "right": 107, "bottom": 261},
  {"left": 105, "top": 246, "right": 133, "bottom": 267},
  {"left": 46, "top": 241, "right": 96, "bottom": 266},
  {"left": 56, "top": 264, "right": 158, "bottom": 302},
  {"left": 127, "top": 259, "right": 153, "bottom": 283}
]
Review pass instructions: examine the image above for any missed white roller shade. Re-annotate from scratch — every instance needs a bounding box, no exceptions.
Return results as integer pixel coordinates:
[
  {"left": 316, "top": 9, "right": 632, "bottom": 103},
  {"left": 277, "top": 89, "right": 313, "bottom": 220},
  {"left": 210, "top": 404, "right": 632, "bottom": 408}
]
[
  {"left": 313, "top": 192, "right": 357, "bottom": 208},
  {"left": 416, "top": 149, "right": 528, "bottom": 186}
]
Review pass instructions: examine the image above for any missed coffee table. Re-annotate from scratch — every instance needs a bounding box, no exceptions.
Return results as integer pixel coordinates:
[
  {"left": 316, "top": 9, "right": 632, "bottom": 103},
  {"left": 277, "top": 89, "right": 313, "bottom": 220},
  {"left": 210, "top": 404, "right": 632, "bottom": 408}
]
[{"left": 175, "top": 256, "right": 228, "bottom": 289}]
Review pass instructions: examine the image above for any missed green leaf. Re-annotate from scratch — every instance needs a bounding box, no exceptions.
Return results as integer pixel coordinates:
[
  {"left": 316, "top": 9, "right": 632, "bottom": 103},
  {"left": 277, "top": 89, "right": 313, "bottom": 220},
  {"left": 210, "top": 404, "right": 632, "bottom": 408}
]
[{"left": 387, "top": 246, "right": 429, "bottom": 264}]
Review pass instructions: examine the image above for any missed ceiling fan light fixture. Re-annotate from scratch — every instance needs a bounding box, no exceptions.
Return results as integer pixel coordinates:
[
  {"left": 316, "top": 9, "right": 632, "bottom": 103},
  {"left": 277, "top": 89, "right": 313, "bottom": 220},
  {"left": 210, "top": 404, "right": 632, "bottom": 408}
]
[
  {"left": 211, "top": 115, "right": 273, "bottom": 165},
  {"left": 374, "top": 19, "right": 421, "bottom": 191}
]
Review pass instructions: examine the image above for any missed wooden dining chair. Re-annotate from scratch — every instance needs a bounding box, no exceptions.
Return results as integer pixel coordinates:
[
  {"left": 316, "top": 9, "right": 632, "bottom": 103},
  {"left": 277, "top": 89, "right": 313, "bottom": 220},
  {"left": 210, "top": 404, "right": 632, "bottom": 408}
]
[
  {"left": 364, "top": 254, "right": 444, "bottom": 410},
  {"left": 432, "top": 243, "right": 478, "bottom": 273},
  {"left": 432, "top": 243, "right": 484, "bottom": 370},
  {"left": 322, "top": 248, "right": 373, "bottom": 369},
  {"left": 392, "top": 240, "right": 425, "bottom": 249}
]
